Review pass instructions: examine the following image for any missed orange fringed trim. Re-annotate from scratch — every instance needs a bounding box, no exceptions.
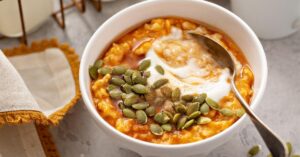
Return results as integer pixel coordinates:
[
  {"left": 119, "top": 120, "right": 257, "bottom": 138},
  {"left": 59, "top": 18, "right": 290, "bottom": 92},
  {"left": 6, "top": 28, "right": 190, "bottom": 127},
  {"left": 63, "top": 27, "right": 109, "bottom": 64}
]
[
  {"left": 0, "top": 110, "right": 48, "bottom": 125},
  {"left": 35, "top": 124, "right": 61, "bottom": 157},
  {"left": 2, "top": 38, "right": 81, "bottom": 125}
]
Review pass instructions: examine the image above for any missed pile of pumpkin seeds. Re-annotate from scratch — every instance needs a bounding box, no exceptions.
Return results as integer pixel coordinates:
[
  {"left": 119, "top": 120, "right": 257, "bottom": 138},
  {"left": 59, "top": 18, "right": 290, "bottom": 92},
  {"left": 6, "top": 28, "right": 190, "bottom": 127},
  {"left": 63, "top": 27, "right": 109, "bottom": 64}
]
[{"left": 89, "top": 59, "right": 246, "bottom": 136}]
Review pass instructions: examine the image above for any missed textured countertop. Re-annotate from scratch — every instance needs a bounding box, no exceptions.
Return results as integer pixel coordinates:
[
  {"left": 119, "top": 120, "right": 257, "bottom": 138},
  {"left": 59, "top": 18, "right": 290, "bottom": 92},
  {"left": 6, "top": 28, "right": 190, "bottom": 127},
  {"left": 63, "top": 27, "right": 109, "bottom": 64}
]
[{"left": 0, "top": 0, "right": 299, "bottom": 157}]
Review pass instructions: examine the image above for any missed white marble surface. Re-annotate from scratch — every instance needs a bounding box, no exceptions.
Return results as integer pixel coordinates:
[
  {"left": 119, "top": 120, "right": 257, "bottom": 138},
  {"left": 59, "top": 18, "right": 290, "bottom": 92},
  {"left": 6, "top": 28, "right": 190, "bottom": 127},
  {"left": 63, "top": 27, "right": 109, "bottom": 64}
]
[{"left": 0, "top": 0, "right": 299, "bottom": 157}]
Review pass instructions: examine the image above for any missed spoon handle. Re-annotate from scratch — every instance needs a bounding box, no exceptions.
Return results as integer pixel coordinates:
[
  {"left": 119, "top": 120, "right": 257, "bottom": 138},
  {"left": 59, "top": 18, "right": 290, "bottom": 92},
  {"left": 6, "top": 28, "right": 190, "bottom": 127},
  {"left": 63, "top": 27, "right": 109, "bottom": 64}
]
[{"left": 231, "top": 78, "right": 288, "bottom": 157}]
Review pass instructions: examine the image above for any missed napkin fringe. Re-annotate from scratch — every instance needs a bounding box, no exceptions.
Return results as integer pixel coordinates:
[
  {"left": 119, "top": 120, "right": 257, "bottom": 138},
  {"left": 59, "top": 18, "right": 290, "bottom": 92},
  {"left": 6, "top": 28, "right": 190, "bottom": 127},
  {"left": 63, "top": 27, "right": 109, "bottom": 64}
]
[
  {"left": 0, "top": 111, "right": 48, "bottom": 125},
  {"left": 3, "top": 39, "right": 81, "bottom": 125}
]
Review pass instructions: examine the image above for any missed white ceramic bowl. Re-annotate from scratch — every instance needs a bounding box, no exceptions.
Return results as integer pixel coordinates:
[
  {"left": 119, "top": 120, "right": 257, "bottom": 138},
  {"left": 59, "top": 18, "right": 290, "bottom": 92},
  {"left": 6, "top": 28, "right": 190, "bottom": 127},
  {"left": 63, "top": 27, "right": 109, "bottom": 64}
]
[{"left": 80, "top": 0, "right": 267, "bottom": 157}]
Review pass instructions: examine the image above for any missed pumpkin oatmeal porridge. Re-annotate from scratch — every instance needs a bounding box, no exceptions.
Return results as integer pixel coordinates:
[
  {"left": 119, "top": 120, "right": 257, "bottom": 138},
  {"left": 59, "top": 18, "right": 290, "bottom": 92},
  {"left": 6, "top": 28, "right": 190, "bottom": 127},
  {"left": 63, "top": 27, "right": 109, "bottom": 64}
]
[{"left": 89, "top": 18, "right": 254, "bottom": 144}]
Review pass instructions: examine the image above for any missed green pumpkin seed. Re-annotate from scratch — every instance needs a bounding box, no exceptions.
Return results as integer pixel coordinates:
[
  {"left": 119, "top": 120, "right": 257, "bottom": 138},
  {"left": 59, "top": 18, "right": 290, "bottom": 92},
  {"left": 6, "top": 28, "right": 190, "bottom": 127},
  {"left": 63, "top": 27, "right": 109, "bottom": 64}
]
[
  {"left": 121, "top": 84, "right": 132, "bottom": 93},
  {"left": 125, "top": 69, "right": 134, "bottom": 76},
  {"left": 123, "top": 93, "right": 139, "bottom": 106},
  {"left": 145, "top": 106, "right": 156, "bottom": 117},
  {"left": 152, "top": 79, "right": 169, "bottom": 89},
  {"left": 220, "top": 108, "right": 234, "bottom": 116},
  {"left": 206, "top": 97, "right": 220, "bottom": 110},
  {"left": 138, "top": 59, "right": 151, "bottom": 71},
  {"left": 197, "top": 116, "right": 211, "bottom": 125},
  {"left": 107, "top": 84, "right": 118, "bottom": 91},
  {"left": 287, "top": 142, "right": 292, "bottom": 156},
  {"left": 112, "top": 66, "right": 127, "bottom": 75},
  {"left": 132, "top": 71, "right": 144, "bottom": 84},
  {"left": 118, "top": 102, "right": 125, "bottom": 109},
  {"left": 235, "top": 108, "right": 246, "bottom": 117},
  {"left": 153, "top": 97, "right": 165, "bottom": 105},
  {"left": 177, "top": 116, "right": 187, "bottom": 129},
  {"left": 172, "top": 113, "right": 181, "bottom": 124},
  {"left": 174, "top": 102, "right": 187, "bottom": 114},
  {"left": 154, "top": 112, "right": 170, "bottom": 124},
  {"left": 182, "top": 119, "right": 195, "bottom": 129},
  {"left": 110, "top": 77, "right": 125, "bottom": 86},
  {"left": 193, "top": 93, "right": 207, "bottom": 104},
  {"left": 132, "top": 84, "right": 149, "bottom": 94},
  {"left": 89, "top": 66, "right": 98, "bottom": 80},
  {"left": 132, "top": 102, "right": 149, "bottom": 110},
  {"left": 188, "top": 111, "right": 201, "bottom": 120},
  {"left": 248, "top": 145, "right": 261, "bottom": 157},
  {"left": 109, "top": 89, "right": 123, "bottom": 99},
  {"left": 181, "top": 95, "right": 194, "bottom": 102},
  {"left": 150, "top": 124, "right": 163, "bottom": 136},
  {"left": 186, "top": 102, "right": 200, "bottom": 115},
  {"left": 136, "top": 110, "right": 148, "bottom": 124},
  {"left": 155, "top": 65, "right": 165, "bottom": 75},
  {"left": 200, "top": 103, "right": 210, "bottom": 115},
  {"left": 172, "top": 88, "right": 181, "bottom": 101},
  {"left": 122, "top": 108, "right": 136, "bottom": 118},
  {"left": 143, "top": 71, "right": 151, "bottom": 78},
  {"left": 163, "top": 111, "right": 173, "bottom": 119},
  {"left": 161, "top": 124, "right": 172, "bottom": 132},
  {"left": 98, "top": 67, "right": 112, "bottom": 75},
  {"left": 124, "top": 75, "right": 133, "bottom": 85},
  {"left": 160, "top": 86, "right": 172, "bottom": 98},
  {"left": 94, "top": 60, "right": 103, "bottom": 69}
]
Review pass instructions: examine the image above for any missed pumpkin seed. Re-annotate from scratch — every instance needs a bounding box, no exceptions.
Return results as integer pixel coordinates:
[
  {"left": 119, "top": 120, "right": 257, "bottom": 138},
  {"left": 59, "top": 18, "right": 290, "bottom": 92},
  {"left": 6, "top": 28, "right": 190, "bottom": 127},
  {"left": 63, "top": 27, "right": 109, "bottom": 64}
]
[
  {"left": 172, "top": 113, "right": 181, "bottom": 124},
  {"left": 109, "top": 89, "right": 123, "bottom": 99},
  {"left": 136, "top": 110, "right": 148, "bottom": 124},
  {"left": 247, "top": 145, "right": 261, "bottom": 157},
  {"left": 193, "top": 93, "right": 207, "bottom": 104},
  {"left": 181, "top": 95, "right": 194, "bottom": 102},
  {"left": 123, "top": 93, "right": 139, "bottom": 106},
  {"left": 154, "top": 112, "right": 170, "bottom": 124},
  {"left": 150, "top": 124, "right": 163, "bottom": 136},
  {"left": 155, "top": 65, "right": 164, "bottom": 75},
  {"left": 89, "top": 66, "right": 98, "bottom": 80},
  {"left": 235, "top": 108, "right": 246, "bottom": 117},
  {"left": 172, "top": 88, "right": 181, "bottom": 101},
  {"left": 152, "top": 79, "right": 169, "bottom": 89},
  {"left": 177, "top": 116, "right": 187, "bottom": 129},
  {"left": 163, "top": 111, "right": 173, "bottom": 119},
  {"left": 160, "top": 86, "right": 172, "bottom": 98},
  {"left": 182, "top": 119, "right": 195, "bottom": 129},
  {"left": 132, "top": 102, "right": 149, "bottom": 110},
  {"left": 132, "top": 84, "right": 149, "bottom": 94},
  {"left": 132, "top": 71, "right": 144, "bottom": 84},
  {"left": 145, "top": 106, "right": 156, "bottom": 117},
  {"left": 121, "top": 93, "right": 127, "bottom": 100},
  {"left": 94, "top": 60, "right": 103, "bottom": 69},
  {"left": 123, "top": 75, "right": 133, "bottom": 85},
  {"left": 118, "top": 102, "right": 125, "bottom": 109},
  {"left": 112, "top": 66, "right": 127, "bottom": 75},
  {"left": 107, "top": 84, "right": 118, "bottom": 91},
  {"left": 161, "top": 124, "right": 172, "bottom": 132},
  {"left": 153, "top": 97, "right": 165, "bottom": 105},
  {"left": 287, "top": 142, "right": 292, "bottom": 156},
  {"left": 138, "top": 59, "right": 151, "bottom": 71},
  {"left": 197, "top": 116, "right": 211, "bottom": 125},
  {"left": 125, "top": 69, "right": 134, "bottom": 76},
  {"left": 186, "top": 102, "right": 200, "bottom": 115},
  {"left": 110, "top": 77, "right": 125, "bottom": 86},
  {"left": 188, "top": 111, "right": 201, "bottom": 120},
  {"left": 174, "top": 102, "right": 187, "bottom": 114},
  {"left": 121, "top": 84, "right": 132, "bottom": 93},
  {"left": 206, "top": 97, "right": 220, "bottom": 110},
  {"left": 98, "top": 67, "right": 112, "bottom": 75},
  {"left": 143, "top": 71, "right": 151, "bottom": 78},
  {"left": 220, "top": 108, "right": 234, "bottom": 117},
  {"left": 122, "top": 108, "right": 136, "bottom": 118},
  {"left": 200, "top": 103, "right": 210, "bottom": 115},
  {"left": 138, "top": 77, "right": 148, "bottom": 85}
]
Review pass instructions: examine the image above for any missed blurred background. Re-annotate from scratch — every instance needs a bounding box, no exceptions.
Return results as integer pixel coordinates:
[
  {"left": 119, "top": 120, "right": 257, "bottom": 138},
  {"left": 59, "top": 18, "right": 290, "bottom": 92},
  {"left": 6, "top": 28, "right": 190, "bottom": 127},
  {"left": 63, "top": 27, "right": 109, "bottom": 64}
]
[{"left": 0, "top": 0, "right": 299, "bottom": 157}]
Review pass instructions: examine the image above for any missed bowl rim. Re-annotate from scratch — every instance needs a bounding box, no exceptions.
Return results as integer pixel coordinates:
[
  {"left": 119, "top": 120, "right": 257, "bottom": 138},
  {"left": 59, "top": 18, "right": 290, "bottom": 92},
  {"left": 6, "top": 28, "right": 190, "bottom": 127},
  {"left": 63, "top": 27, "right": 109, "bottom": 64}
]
[{"left": 80, "top": 0, "right": 268, "bottom": 149}]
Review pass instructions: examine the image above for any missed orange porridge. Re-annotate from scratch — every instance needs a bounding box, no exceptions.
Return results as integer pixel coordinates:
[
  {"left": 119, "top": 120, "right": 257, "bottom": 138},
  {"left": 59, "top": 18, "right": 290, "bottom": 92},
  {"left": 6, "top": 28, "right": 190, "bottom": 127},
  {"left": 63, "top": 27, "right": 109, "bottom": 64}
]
[{"left": 89, "top": 18, "right": 254, "bottom": 144}]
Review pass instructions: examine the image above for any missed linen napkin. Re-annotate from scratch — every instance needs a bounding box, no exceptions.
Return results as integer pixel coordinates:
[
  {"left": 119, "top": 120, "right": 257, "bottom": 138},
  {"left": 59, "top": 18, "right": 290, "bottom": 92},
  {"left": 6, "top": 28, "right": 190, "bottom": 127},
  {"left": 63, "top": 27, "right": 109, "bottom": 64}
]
[{"left": 0, "top": 39, "right": 80, "bottom": 125}]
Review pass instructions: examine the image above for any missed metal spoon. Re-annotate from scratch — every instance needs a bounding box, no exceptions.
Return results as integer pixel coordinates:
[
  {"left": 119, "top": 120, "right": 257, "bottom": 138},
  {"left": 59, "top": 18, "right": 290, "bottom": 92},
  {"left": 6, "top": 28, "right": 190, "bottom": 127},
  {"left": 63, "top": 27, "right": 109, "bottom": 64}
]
[{"left": 188, "top": 32, "right": 288, "bottom": 157}]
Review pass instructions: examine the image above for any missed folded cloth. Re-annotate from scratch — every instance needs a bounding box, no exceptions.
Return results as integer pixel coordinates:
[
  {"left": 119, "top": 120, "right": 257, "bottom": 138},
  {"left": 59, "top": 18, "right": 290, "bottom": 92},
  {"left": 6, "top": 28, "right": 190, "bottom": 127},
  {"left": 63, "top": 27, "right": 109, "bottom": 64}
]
[{"left": 0, "top": 39, "right": 80, "bottom": 125}]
